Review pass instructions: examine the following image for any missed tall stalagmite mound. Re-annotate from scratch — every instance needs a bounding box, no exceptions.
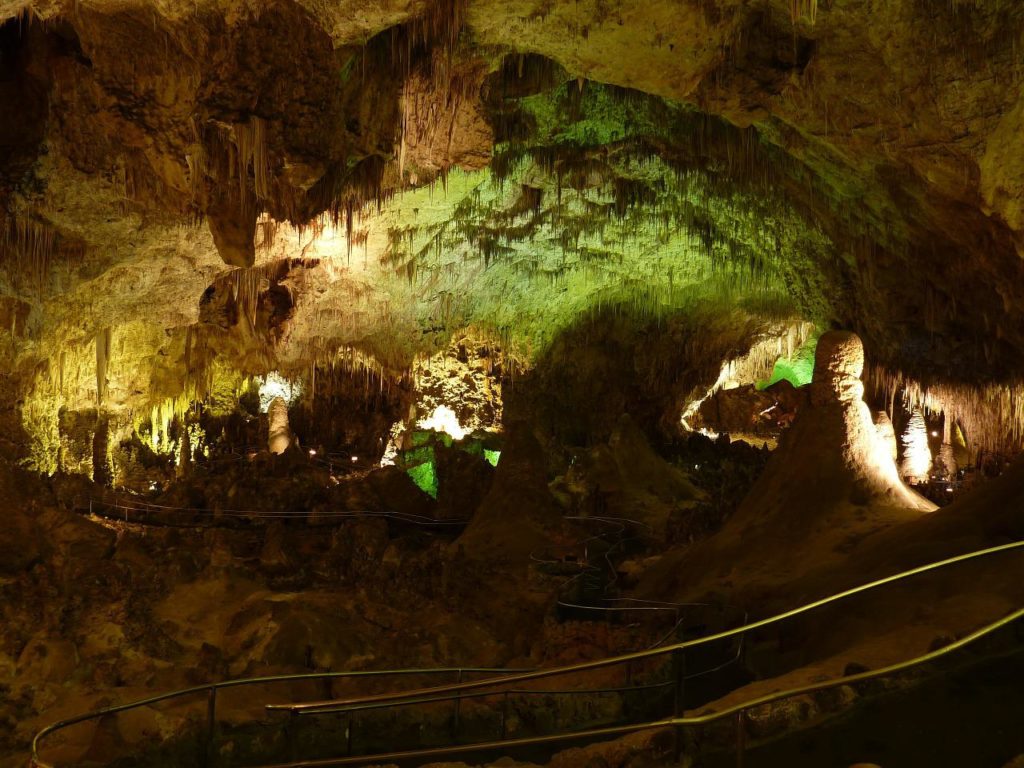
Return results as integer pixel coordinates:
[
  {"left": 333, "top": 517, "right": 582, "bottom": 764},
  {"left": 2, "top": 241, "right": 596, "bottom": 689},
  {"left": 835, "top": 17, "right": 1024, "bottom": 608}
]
[
  {"left": 641, "top": 331, "right": 935, "bottom": 604},
  {"left": 729, "top": 330, "right": 935, "bottom": 537}
]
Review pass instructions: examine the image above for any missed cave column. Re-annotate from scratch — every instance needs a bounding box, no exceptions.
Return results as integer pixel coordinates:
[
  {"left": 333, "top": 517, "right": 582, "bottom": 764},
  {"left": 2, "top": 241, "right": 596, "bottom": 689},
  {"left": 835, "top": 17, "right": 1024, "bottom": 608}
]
[{"left": 268, "top": 396, "right": 294, "bottom": 454}]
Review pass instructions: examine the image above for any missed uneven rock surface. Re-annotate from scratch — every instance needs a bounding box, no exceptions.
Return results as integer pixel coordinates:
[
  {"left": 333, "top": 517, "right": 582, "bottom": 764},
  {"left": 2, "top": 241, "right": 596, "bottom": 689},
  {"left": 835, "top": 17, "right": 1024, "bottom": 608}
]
[
  {"left": 0, "top": 460, "right": 548, "bottom": 766},
  {"left": 737, "top": 330, "right": 935, "bottom": 523},
  {"left": 3, "top": 2, "right": 1024, "bottom": 766},
  {"left": 639, "top": 331, "right": 935, "bottom": 604}
]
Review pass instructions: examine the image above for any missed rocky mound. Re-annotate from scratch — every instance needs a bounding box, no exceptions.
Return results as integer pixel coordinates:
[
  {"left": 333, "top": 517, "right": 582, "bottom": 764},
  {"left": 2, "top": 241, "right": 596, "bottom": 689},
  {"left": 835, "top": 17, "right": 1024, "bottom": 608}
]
[{"left": 639, "top": 331, "right": 935, "bottom": 604}]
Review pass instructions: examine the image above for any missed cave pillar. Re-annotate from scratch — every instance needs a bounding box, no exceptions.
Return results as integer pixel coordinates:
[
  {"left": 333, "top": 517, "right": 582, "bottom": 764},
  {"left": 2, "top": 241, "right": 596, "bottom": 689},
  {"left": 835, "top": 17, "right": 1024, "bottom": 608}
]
[
  {"left": 873, "top": 411, "right": 898, "bottom": 461},
  {"left": 177, "top": 427, "right": 191, "bottom": 477},
  {"left": 900, "top": 409, "right": 932, "bottom": 484},
  {"left": 268, "top": 396, "right": 293, "bottom": 455},
  {"left": 92, "top": 414, "right": 111, "bottom": 486}
]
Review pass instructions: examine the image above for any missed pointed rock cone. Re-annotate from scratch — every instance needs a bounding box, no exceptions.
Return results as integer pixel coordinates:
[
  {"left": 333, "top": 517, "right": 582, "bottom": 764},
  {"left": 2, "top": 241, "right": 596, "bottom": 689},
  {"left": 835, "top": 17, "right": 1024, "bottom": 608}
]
[
  {"left": 639, "top": 331, "right": 934, "bottom": 603},
  {"left": 729, "top": 330, "right": 935, "bottom": 540}
]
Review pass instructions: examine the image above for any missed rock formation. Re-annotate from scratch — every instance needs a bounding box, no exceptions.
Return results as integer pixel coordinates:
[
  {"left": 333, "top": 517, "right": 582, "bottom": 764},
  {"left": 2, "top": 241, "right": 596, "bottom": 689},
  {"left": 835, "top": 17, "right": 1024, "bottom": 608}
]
[
  {"left": 900, "top": 409, "right": 933, "bottom": 484},
  {"left": 730, "top": 330, "right": 934, "bottom": 533},
  {"left": 267, "top": 396, "right": 294, "bottom": 455},
  {"left": 640, "top": 330, "right": 935, "bottom": 604}
]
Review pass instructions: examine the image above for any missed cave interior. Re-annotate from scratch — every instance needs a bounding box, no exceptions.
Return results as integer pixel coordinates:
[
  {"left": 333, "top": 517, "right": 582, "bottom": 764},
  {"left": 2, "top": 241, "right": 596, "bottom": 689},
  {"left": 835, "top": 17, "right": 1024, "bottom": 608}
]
[{"left": 4, "top": 1, "right": 1024, "bottom": 767}]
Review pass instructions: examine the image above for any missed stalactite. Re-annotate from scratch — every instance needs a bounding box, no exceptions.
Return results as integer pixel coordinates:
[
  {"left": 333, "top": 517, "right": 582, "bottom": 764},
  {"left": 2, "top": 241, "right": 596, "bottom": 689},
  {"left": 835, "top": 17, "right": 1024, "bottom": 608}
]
[
  {"left": 95, "top": 327, "right": 112, "bottom": 407},
  {"left": 233, "top": 116, "right": 271, "bottom": 206},
  {"left": 790, "top": 0, "right": 818, "bottom": 25},
  {"left": 0, "top": 214, "right": 78, "bottom": 293},
  {"left": 867, "top": 364, "right": 1024, "bottom": 454}
]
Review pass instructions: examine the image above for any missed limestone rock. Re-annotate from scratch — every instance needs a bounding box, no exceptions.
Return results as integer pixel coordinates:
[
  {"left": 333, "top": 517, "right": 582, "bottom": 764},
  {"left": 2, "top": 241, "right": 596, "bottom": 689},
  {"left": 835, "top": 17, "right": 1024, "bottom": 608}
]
[
  {"left": 457, "top": 423, "right": 566, "bottom": 562},
  {"left": 434, "top": 443, "right": 495, "bottom": 521},
  {"left": 267, "top": 396, "right": 294, "bottom": 455},
  {"left": 0, "top": 507, "right": 40, "bottom": 574},
  {"left": 811, "top": 330, "right": 865, "bottom": 407},
  {"left": 38, "top": 508, "right": 116, "bottom": 565},
  {"left": 731, "top": 330, "right": 935, "bottom": 532},
  {"left": 873, "top": 411, "right": 898, "bottom": 462},
  {"left": 15, "top": 635, "right": 78, "bottom": 683},
  {"left": 366, "top": 465, "right": 436, "bottom": 519}
]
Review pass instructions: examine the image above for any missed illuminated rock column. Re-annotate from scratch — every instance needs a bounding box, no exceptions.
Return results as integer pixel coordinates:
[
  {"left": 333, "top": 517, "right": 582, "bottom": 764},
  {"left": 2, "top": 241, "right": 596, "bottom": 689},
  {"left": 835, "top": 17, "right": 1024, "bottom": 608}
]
[
  {"left": 177, "top": 429, "right": 191, "bottom": 477},
  {"left": 900, "top": 409, "right": 932, "bottom": 484},
  {"left": 268, "top": 396, "right": 294, "bottom": 455},
  {"left": 810, "top": 331, "right": 932, "bottom": 508},
  {"left": 873, "top": 411, "right": 898, "bottom": 461}
]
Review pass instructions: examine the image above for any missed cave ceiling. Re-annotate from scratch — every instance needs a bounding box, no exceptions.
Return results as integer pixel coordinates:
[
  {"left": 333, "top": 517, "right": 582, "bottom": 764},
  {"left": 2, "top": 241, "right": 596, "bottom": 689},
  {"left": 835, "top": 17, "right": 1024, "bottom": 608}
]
[{"left": 2, "top": 0, "right": 1024, "bottom": 464}]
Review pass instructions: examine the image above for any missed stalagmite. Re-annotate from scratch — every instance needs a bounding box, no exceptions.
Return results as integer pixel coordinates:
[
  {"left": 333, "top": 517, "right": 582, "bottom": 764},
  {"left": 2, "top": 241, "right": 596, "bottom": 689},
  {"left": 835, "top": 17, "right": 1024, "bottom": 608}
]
[
  {"left": 267, "top": 396, "right": 294, "bottom": 455},
  {"left": 900, "top": 409, "right": 932, "bottom": 484},
  {"left": 177, "top": 429, "right": 191, "bottom": 477},
  {"left": 802, "top": 332, "right": 930, "bottom": 508},
  {"left": 724, "top": 330, "right": 935, "bottom": 538},
  {"left": 874, "top": 411, "right": 898, "bottom": 461},
  {"left": 935, "top": 443, "right": 957, "bottom": 481}
]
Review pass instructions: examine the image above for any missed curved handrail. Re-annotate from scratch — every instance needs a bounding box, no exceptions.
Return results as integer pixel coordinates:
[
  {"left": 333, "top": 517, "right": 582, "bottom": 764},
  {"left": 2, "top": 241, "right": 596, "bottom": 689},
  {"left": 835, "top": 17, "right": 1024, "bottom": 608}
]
[
  {"left": 252, "top": 602, "right": 1024, "bottom": 768},
  {"left": 290, "top": 677, "right": 680, "bottom": 718},
  {"left": 271, "top": 538, "right": 1024, "bottom": 712},
  {"left": 83, "top": 496, "right": 469, "bottom": 528},
  {"left": 32, "top": 539, "right": 1024, "bottom": 767},
  {"left": 31, "top": 667, "right": 531, "bottom": 767}
]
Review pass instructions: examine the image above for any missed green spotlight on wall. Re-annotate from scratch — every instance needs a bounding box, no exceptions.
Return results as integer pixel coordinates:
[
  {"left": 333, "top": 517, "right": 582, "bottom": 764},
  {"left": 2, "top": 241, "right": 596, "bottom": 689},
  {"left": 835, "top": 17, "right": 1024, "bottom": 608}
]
[
  {"left": 407, "top": 460, "right": 439, "bottom": 499},
  {"left": 758, "top": 334, "right": 819, "bottom": 389}
]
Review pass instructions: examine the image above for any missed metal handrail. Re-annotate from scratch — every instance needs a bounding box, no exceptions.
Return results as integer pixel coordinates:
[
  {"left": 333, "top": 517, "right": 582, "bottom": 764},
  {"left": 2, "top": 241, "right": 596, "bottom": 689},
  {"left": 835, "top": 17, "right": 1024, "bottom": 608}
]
[
  {"left": 271, "top": 538, "right": 1024, "bottom": 712},
  {"left": 536, "top": 514, "right": 687, "bottom": 615},
  {"left": 293, "top": 678, "right": 678, "bottom": 718},
  {"left": 32, "top": 539, "right": 1024, "bottom": 767},
  {"left": 252, "top": 602, "right": 1024, "bottom": 768},
  {"left": 83, "top": 496, "right": 469, "bottom": 528},
  {"left": 537, "top": 515, "right": 749, "bottom": 655},
  {"left": 31, "top": 667, "right": 531, "bottom": 768}
]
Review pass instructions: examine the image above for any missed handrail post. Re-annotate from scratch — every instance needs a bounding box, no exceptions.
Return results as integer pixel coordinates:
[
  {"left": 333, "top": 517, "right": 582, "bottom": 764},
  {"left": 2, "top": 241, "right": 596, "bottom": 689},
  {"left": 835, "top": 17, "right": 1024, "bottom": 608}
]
[
  {"left": 738, "top": 625, "right": 749, "bottom": 674},
  {"left": 203, "top": 686, "right": 217, "bottom": 768},
  {"left": 500, "top": 689, "right": 510, "bottom": 740},
  {"left": 672, "top": 648, "right": 686, "bottom": 761},
  {"left": 321, "top": 674, "right": 333, "bottom": 701},
  {"left": 735, "top": 709, "right": 746, "bottom": 768},
  {"left": 286, "top": 711, "right": 298, "bottom": 761},
  {"left": 452, "top": 669, "right": 463, "bottom": 738}
]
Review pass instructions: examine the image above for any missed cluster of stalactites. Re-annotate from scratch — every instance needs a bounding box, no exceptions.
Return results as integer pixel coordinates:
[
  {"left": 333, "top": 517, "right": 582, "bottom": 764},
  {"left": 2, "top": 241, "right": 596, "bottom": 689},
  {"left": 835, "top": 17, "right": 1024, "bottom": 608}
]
[
  {"left": 681, "top": 320, "right": 815, "bottom": 429},
  {"left": 0, "top": 213, "right": 84, "bottom": 295},
  {"left": 867, "top": 364, "right": 1024, "bottom": 456},
  {"left": 146, "top": 395, "right": 192, "bottom": 454}
]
